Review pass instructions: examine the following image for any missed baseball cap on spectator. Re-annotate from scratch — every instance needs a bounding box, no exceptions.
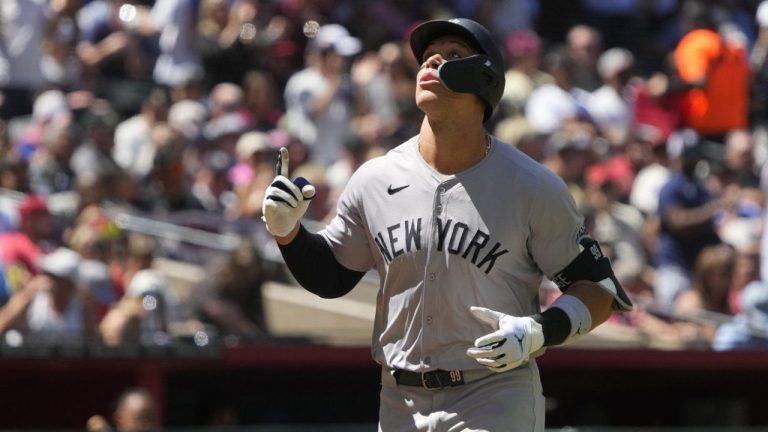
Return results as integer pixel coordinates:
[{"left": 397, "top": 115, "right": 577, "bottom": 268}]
[
  {"left": 168, "top": 100, "right": 208, "bottom": 141},
  {"left": 38, "top": 247, "right": 81, "bottom": 281},
  {"left": 32, "top": 90, "right": 70, "bottom": 124},
  {"left": 18, "top": 194, "right": 50, "bottom": 219},
  {"left": 209, "top": 83, "right": 244, "bottom": 114},
  {"left": 312, "top": 24, "right": 361, "bottom": 56},
  {"left": 505, "top": 29, "right": 542, "bottom": 59},
  {"left": 235, "top": 131, "right": 271, "bottom": 161},
  {"left": 126, "top": 269, "right": 169, "bottom": 298},
  {"left": 586, "top": 157, "right": 634, "bottom": 195},
  {"left": 597, "top": 48, "right": 634, "bottom": 79}
]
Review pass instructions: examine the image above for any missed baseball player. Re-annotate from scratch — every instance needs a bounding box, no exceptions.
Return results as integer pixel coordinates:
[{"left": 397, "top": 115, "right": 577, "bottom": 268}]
[{"left": 263, "top": 18, "right": 633, "bottom": 432}]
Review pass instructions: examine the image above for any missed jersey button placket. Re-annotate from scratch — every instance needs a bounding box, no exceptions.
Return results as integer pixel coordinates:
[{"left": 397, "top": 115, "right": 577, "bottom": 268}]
[{"left": 423, "top": 183, "right": 447, "bottom": 354}]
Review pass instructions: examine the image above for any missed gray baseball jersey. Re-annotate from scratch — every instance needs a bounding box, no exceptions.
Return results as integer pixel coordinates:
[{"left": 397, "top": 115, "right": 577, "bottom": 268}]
[{"left": 320, "top": 135, "right": 585, "bottom": 372}]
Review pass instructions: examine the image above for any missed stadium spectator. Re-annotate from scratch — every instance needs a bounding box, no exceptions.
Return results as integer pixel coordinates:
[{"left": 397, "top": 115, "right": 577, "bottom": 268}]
[
  {"left": 98, "top": 233, "right": 156, "bottom": 346},
  {"left": 190, "top": 150, "right": 235, "bottom": 213},
  {"left": 282, "top": 23, "right": 363, "bottom": 166},
  {"left": 0, "top": 194, "right": 60, "bottom": 293},
  {"left": 12, "top": 89, "right": 73, "bottom": 161},
  {"left": 673, "top": 0, "right": 750, "bottom": 140},
  {"left": 586, "top": 47, "right": 636, "bottom": 146},
  {"left": 0, "top": 247, "right": 98, "bottom": 346},
  {"left": 86, "top": 387, "right": 158, "bottom": 432},
  {"left": 112, "top": 87, "right": 170, "bottom": 181},
  {"left": 565, "top": 24, "right": 603, "bottom": 92},
  {"left": 525, "top": 44, "right": 590, "bottom": 134},
  {"left": 713, "top": 279, "right": 768, "bottom": 350},
  {"left": 0, "top": 154, "right": 30, "bottom": 195},
  {"left": 43, "top": 0, "right": 82, "bottom": 89},
  {"left": 630, "top": 126, "right": 674, "bottom": 216},
  {"left": 100, "top": 268, "right": 179, "bottom": 347},
  {"left": 540, "top": 119, "right": 597, "bottom": 206},
  {"left": 192, "top": 238, "right": 268, "bottom": 343},
  {"left": 77, "top": 0, "right": 153, "bottom": 113},
  {"left": 582, "top": 175, "right": 647, "bottom": 294},
  {"left": 195, "top": 0, "right": 287, "bottom": 87},
  {"left": 113, "top": 387, "right": 158, "bottom": 432},
  {"left": 494, "top": 29, "right": 549, "bottom": 148},
  {"left": 636, "top": 243, "right": 737, "bottom": 349},
  {"left": 201, "top": 82, "right": 253, "bottom": 161},
  {"left": 28, "top": 120, "right": 78, "bottom": 196},
  {"left": 675, "top": 243, "right": 738, "bottom": 339},
  {"left": 711, "top": 133, "right": 764, "bottom": 253},
  {"left": 141, "top": 123, "right": 205, "bottom": 214},
  {"left": 500, "top": 29, "right": 552, "bottom": 117},
  {"left": 654, "top": 130, "right": 733, "bottom": 308},
  {"left": 70, "top": 102, "right": 123, "bottom": 181},
  {"left": 120, "top": 0, "right": 204, "bottom": 88},
  {"left": 228, "top": 130, "right": 276, "bottom": 220},
  {"left": 166, "top": 99, "right": 208, "bottom": 147},
  {"left": 241, "top": 70, "right": 284, "bottom": 131},
  {"left": 0, "top": 0, "right": 59, "bottom": 119}
]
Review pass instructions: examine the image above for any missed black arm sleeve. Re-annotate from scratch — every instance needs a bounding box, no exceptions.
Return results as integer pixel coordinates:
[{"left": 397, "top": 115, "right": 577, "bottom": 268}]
[
  {"left": 277, "top": 224, "right": 367, "bottom": 299},
  {"left": 532, "top": 308, "right": 571, "bottom": 347}
]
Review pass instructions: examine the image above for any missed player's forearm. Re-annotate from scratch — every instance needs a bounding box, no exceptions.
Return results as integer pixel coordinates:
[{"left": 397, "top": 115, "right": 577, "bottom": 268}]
[
  {"left": 535, "top": 281, "right": 613, "bottom": 346},
  {"left": 564, "top": 281, "right": 614, "bottom": 328},
  {"left": 278, "top": 224, "right": 366, "bottom": 298}
]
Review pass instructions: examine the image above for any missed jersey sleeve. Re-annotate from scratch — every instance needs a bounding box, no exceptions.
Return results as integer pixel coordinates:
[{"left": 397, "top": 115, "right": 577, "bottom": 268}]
[
  {"left": 319, "top": 167, "right": 376, "bottom": 272},
  {"left": 527, "top": 175, "right": 585, "bottom": 278}
]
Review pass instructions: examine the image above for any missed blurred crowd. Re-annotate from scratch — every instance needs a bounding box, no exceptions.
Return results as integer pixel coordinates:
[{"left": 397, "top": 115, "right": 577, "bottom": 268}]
[{"left": 1, "top": 0, "right": 768, "bottom": 357}]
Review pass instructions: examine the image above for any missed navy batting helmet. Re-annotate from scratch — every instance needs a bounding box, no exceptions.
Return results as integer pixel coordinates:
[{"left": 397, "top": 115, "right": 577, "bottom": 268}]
[{"left": 409, "top": 18, "right": 505, "bottom": 122}]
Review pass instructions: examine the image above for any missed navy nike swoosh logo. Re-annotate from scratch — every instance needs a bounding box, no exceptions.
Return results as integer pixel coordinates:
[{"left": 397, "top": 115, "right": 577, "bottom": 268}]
[
  {"left": 387, "top": 184, "right": 410, "bottom": 195},
  {"left": 514, "top": 334, "right": 525, "bottom": 350}
]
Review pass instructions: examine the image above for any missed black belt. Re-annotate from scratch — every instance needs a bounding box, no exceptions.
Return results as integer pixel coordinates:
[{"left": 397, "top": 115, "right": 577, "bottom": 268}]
[{"left": 392, "top": 369, "right": 467, "bottom": 390}]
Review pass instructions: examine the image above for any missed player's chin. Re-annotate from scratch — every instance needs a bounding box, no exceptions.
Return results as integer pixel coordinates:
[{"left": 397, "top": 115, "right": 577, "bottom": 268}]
[{"left": 415, "top": 89, "right": 442, "bottom": 111}]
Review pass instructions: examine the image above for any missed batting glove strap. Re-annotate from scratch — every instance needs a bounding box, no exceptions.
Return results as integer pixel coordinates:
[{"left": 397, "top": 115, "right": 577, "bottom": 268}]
[
  {"left": 262, "top": 175, "right": 315, "bottom": 237},
  {"left": 466, "top": 307, "right": 545, "bottom": 373}
]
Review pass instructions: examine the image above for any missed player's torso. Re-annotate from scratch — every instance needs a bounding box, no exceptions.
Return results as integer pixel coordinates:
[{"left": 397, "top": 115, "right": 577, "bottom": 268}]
[{"left": 357, "top": 137, "right": 547, "bottom": 370}]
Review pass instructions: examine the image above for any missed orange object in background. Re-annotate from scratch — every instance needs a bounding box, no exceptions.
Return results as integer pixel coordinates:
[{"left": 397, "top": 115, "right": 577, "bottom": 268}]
[{"left": 674, "top": 29, "right": 749, "bottom": 136}]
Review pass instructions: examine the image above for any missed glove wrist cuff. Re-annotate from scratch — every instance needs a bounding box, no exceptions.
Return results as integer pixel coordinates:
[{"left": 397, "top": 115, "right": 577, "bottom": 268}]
[{"left": 536, "top": 294, "right": 592, "bottom": 346}]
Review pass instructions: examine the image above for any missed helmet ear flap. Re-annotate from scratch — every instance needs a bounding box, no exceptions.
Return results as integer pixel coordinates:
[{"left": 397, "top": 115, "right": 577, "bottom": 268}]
[
  {"left": 438, "top": 55, "right": 491, "bottom": 93},
  {"left": 438, "top": 54, "right": 499, "bottom": 120}
]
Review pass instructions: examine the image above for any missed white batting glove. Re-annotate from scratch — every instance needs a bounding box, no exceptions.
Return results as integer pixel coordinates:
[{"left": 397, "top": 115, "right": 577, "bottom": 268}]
[
  {"left": 466, "top": 306, "right": 545, "bottom": 372},
  {"left": 262, "top": 147, "right": 316, "bottom": 237}
]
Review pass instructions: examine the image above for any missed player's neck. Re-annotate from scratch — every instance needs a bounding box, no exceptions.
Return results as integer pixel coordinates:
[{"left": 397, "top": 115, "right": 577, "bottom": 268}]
[{"left": 419, "top": 117, "right": 490, "bottom": 175}]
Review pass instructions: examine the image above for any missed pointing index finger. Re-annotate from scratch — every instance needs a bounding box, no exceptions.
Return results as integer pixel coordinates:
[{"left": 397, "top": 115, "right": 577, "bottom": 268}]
[{"left": 276, "top": 147, "right": 289, "bottom": 177}]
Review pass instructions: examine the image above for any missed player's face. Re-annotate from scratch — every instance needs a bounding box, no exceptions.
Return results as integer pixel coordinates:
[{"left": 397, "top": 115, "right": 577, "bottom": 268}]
[{"left": 415, "top": 36, "right": 482, "bottom": 118}]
